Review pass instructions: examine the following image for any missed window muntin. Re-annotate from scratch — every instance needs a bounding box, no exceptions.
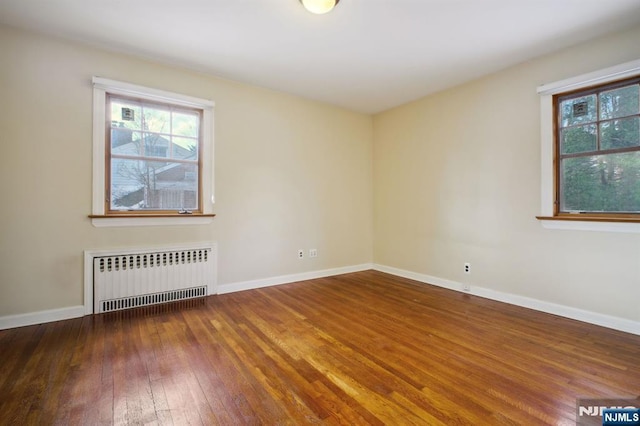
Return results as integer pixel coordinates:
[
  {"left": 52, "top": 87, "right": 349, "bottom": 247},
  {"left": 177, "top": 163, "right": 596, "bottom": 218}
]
[
  {"left": 107, "top": 95, "right": 203, "bottom": 213},
  {"left": 555, "top": 77, "right": 640, "bottom": 215}
]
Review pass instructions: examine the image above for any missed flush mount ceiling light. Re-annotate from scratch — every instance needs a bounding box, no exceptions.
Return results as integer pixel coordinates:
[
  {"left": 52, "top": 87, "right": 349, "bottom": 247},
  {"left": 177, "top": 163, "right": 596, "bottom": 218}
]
[{"left": 300, "top": 0, "right": 340, "bottom": 14}]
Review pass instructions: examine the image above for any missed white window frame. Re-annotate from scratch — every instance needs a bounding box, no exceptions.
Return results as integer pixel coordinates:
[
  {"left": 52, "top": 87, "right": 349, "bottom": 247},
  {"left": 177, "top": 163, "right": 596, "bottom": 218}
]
[
  {"left": 537, "top": 59, "right": 640, "bottom": 233},
  {"left": 91, "top": 77, "right": 215, "bottom": 227}
]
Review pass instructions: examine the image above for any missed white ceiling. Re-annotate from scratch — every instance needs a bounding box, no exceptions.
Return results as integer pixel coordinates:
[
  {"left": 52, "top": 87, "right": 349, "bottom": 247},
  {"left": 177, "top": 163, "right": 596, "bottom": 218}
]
[{"left": 1, "top": 0, "right": 640, "bottom": 113}]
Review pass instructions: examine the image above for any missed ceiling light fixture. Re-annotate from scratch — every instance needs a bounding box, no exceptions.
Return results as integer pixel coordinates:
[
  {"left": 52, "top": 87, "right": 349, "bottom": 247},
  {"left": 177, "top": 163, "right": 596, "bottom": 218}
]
[{"left": 300, "top": 0, "right": 340, "bottom": 14}]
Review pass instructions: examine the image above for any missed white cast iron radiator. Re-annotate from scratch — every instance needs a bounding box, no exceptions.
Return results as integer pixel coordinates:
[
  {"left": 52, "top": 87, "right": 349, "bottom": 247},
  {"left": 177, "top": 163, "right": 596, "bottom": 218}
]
[{"left": 92, "top": 244, "right": 216, "bottom": 313}]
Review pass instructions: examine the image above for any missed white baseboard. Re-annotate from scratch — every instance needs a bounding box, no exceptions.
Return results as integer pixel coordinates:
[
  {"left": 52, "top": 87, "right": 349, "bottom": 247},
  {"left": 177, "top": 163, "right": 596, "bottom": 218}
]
[
  {"left": 373, "top": 264, "right": 640, "bottom": 336},
  {"left": 0, "top": 305, "right": 86, "bottom": 330},
  {"left": 217, "top": 263, "right": 374, "bottom": 294},
  {"left": 5, "top": 264, "right": 637, "bottom": 337},
  {"left": 0, "top": 263, "right": 371, "bottom": 330}
]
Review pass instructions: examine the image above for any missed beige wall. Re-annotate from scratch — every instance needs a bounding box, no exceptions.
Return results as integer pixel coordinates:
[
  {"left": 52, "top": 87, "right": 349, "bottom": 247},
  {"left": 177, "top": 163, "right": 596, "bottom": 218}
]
[
  {"left": 373, "top": 24, "right": 640, "bottom": 323},
  {"left": 0, "top": 25, "right": 373, "bottom": 316}
]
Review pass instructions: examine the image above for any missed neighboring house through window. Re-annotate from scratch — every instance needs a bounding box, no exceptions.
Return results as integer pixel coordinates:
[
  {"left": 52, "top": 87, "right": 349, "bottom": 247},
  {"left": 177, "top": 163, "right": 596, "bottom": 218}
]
[{"left": 109, "top": 95, "right": 201, "bottom": 212}]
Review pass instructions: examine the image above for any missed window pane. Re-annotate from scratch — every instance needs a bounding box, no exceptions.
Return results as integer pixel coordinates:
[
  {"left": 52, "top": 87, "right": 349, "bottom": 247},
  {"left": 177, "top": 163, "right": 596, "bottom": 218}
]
[
  {"left": 111, "top": 158, "right": 198, "bottom": 210},
  {"left": 111, "top": 128, "right": 142, "bottom": 155},
  {"left": 561, "top": 125, "right": 596, "bottom": 154},
  {"left": 561, "top": 151, "right": 640, "bottom": 212},
  {"left": 143, "top": 106, "right": 171, "bottom": 134},
  {"left": 172, "top": 137, "right": 198, "bottom": 160},
  {"left": 560, "top": 94, "right": 596, "bottom": 127},
  {"left": 111, "top": 99, "right": 142, "bottom": 130},
  {"left": 172, "top": 111, "right": 199, "bottom": 137},
  {"left": 600, "top": 117, "right": 640, "bottom": 150},
  {"left": 600, "top": 84, "right": 639, "bottom": 120},
  {"left": 143, "top": 133, "right": 170, "bottom": 158}
]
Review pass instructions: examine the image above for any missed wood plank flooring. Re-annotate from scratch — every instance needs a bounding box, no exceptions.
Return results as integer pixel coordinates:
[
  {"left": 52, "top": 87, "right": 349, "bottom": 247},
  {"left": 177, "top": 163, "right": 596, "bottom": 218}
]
[{"left": 1, "top": 270, "right": 639, "bottom": 425}]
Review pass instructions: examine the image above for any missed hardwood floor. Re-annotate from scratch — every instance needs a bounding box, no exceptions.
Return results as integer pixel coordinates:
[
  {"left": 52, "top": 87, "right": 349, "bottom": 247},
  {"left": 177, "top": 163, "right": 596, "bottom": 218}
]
[{"left": 1, "top": 270, "right": 639, "bottom": 425}]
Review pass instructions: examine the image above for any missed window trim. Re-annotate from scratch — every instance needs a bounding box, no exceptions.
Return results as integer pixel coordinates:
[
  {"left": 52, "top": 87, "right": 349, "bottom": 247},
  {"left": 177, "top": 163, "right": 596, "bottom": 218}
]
[
  {"left": 91, "top": 77, "right": 215, "bottom": 227},
  {"left": 536, "top": 59, "right": 640, "bottom": 232}
]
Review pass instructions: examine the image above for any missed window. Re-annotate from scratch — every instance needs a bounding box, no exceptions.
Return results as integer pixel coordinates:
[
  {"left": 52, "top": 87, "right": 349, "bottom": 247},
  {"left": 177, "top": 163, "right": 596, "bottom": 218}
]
[
  {"left": 555, "top": 77, "right": 640, "bottom": 215},
  {"left": 537, "top": 59, "right": 640, "bottom": 232},
  {"left": 108, "top": 95, "right": 201, "bottom": 213},
  {"left": 91, "top": 78, "right": 215, "bottom": 227}
]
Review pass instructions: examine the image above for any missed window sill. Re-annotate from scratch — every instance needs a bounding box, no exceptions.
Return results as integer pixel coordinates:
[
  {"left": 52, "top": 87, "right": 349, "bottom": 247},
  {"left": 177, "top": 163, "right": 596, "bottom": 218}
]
[
  {"left": 536, "top": 216, "right": 640, "bottom": 233},
  {"left": 89, "top": 214, "right": 216, "bottom": 228}
]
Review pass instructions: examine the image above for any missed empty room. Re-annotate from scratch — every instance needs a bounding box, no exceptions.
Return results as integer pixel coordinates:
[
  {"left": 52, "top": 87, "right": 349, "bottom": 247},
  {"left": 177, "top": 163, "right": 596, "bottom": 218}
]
[{"left": 1, "top": 0, "right": 639, "bottom": 424}]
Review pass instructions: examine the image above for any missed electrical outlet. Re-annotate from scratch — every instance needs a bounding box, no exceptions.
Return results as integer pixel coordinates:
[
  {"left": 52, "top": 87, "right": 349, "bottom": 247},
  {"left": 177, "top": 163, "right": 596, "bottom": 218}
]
[
  {"left": 464, "top": 262, "right": 471, "bottom": 274},
  {"left": 309, "top": 249, "right": 318, "bottom": 258},
  {"left": 298, "top": 249, "right": 304, "bottom": 259}
]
